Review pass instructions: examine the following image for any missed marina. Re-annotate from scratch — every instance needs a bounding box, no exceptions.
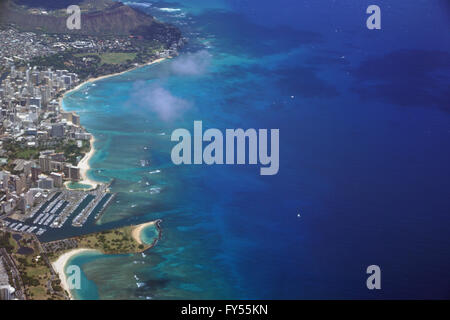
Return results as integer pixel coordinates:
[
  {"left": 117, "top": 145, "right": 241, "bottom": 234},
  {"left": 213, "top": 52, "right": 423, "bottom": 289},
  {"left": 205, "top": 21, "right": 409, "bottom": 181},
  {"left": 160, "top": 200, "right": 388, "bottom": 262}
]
[
  {"left": 0, "top": 185, "right": 115, "bottom": 237},
  {"left": 72, "top": 185, "right": 114, "bottom": 227}
]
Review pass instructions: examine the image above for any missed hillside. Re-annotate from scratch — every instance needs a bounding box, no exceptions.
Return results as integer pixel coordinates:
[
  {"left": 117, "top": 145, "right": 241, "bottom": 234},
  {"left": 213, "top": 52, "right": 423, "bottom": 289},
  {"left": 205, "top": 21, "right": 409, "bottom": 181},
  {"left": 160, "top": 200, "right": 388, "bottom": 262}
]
[{"left": 0, "top": 0, "right": 181, "bottom": 42}]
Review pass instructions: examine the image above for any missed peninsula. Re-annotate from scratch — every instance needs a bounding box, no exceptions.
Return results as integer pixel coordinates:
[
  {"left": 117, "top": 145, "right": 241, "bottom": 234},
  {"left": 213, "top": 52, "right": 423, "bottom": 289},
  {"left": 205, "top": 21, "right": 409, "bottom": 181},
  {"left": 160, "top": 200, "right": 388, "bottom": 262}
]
[{"left": 0, "top": 220, "right": 162, "bottom": 299}]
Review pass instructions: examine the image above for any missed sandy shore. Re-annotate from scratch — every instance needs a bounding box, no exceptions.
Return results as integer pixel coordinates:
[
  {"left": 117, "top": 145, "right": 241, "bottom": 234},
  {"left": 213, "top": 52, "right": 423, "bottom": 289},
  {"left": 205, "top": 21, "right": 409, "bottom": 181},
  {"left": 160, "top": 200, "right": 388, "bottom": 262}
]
[
  {"left": 61, "top": 57, "right": 167, "bottom": 100},
  {"left": 49, "top": 59, "right": 168, "bottom": 299},
  {"left": 63, "top": 135, "right": 97, "bottom": 190},
  {"left": 131, "top": 221, "right": 157, "bottom": 245},
  {"left": 76, "top": 135, "right": 97, "bottom": 189},
  {"left": 60, "top": 57, "right": 168, "bottom": 191},
  {"left": 52, "top": 248, "right": 98, "bottom": 300}
]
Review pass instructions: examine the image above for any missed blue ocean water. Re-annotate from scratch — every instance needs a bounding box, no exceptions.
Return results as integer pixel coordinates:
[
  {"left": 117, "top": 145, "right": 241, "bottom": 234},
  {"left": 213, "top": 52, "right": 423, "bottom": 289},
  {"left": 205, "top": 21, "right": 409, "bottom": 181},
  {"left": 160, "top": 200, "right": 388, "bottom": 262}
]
[{"left": 61, "top": 0, "right": 450, "bottom": 299}]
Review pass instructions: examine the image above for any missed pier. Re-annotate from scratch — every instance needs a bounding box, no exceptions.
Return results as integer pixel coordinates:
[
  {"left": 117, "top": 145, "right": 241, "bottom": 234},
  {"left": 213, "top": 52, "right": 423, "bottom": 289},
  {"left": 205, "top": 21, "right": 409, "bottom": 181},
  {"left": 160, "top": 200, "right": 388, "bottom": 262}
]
[
  {"left": 72, "top": 184, "right": 113, "bottom": 227},
  {"left": 1, "top": 185, "right": 116, "bottom": 236}
]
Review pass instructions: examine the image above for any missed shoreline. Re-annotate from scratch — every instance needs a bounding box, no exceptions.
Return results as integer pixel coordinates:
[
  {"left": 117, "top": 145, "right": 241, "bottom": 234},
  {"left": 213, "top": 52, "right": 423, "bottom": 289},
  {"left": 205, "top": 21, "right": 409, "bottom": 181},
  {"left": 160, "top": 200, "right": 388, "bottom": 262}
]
[
  {"left": 52, "top": 58, "right": 169, "bottom": 299},
  {"left": 51, "top": 248, "right": 99, "bottom": 300},
  {"left": 61, "top": 57, "right": 168, "bottom": 101},
  {"left": 52, "top": 220, "right": 162, "bottom": 299},
  {"left": 131, "top": 221, "right": 157, "bottom": 245},
  {"left": 60, "top": 57, "right": 168, "bottom": 191},
  {"left": 65, "top": 135, "right": 98, "bottom": 190}
]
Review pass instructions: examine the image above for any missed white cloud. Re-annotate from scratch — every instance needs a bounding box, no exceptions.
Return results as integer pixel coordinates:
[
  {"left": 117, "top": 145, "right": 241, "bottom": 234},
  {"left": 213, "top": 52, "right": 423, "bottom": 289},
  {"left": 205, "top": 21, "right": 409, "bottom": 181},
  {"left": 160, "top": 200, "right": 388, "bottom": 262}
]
[
  {"left": 170, "top": 50, "right": 212, "bottom": 76},
  {"left": 131, "top": 82, "right": 191, "bottom": 121}
]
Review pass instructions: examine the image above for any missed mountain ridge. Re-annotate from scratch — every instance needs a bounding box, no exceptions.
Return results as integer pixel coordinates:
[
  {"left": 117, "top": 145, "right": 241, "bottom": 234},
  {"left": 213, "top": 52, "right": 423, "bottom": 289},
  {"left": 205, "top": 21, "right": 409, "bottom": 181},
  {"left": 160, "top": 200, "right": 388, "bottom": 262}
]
[{"left": 0, "top": 0, "right": 180, "bottom": 42}]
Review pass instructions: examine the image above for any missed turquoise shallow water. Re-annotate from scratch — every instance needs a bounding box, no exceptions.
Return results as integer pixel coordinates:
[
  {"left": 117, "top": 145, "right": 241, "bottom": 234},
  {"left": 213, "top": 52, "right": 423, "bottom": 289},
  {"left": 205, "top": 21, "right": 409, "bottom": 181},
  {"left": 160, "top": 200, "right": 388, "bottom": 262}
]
[
  {"left": 65, "top": 182, "right": 94, "bottom": 190},
  {"left": 65, "top": 223, "right": 161, "bottom": 300},
  {"left": 61, "top": 52, "right": 260, "bottom": 299},
  {"left": 65, "top": 251, "right": 103, "bottom": 300},
  {"left": 60, "top": 0, "right": 450, "bottom": 299}
]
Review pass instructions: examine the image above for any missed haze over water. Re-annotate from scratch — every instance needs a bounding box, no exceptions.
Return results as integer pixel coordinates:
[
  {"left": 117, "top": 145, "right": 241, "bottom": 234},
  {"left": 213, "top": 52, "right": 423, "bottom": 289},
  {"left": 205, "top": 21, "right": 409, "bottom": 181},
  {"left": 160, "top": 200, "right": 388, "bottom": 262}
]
[{"left": 62, "top": 0, "right": 450, "bottom": 299}]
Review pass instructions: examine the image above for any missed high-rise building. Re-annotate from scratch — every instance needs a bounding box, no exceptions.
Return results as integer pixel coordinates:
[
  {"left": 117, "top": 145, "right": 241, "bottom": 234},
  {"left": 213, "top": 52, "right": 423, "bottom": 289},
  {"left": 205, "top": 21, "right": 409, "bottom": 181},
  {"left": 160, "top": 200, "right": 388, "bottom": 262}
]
[
  {"left": 50, "top": 152, "right": 65, "bottom": 162},
  {"left": 63, "top": 164, "right": 71, "bottom": 180},
  {"left": 29, "top": 97, "right": 41, "bottom": 109},
  {"left": 31, "top": 166, "right": 41, "bottom": 181},
  {"left": 24, "top": 190, "right": 34, "bottom": 207},
  {"left": 23, "top": 161, "right": 32, "bottom": 176},
  {"left": 50, "top": 161, "right": 64, "bottom": 172},
  {"left": 39, "top": 156, "right": 50, "bottom": 173},
  {"left": 14, "top": 174, "right": 26, "bottom": 194},
  {"left": 0, "top": 285, "right": 15, "bottom": 300},
  {"left": 50, "top": 172, "right": 63, "bottom": 188},
  {"left": 61, "top": 112, "right": 73, "bottom": 123},
  {"left": 62, "top": 75, "right": 71, "bottom": 88},
  {"left": 72, "top": 113, "right": 80, "bottom": 126},
  {"left": 10, "top": 65, "right": 16, "bottom": 78},
  {"left": 69, "top": 166, "right": 81, "bottom": 181},
  {"left": 0, "top": 171, "right": 10, "bottom": 190},
  {"left": 37, "top": 175, "right": 54, "bottom": 190},
  {"left": 32, "top": 72, "right": 39, "bottom": 85},
  {"left": 50, "top": 123, "right": 64, "bottom": 137}
]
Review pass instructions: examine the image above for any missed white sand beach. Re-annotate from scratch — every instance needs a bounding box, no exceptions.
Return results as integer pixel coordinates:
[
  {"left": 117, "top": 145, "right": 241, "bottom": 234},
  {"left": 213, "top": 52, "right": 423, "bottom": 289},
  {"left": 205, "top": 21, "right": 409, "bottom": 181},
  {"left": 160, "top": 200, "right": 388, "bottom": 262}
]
[
  {"left": 52, "top": 248, "right": 98, "bottom": 300},
  {"left": 61, "top": 57, "right": 168, "bottom": 100},
  {"left": 76, "top": 135, "right": 97, "bottom": 189},
  {"left": 131, "top": 221, "right": 156, "bottom": 245},
  {"left": 63, "top": 135, "right": 97, "bottom": 191},
  {"left": 60, "top": 57, "right": 168, "bottom": 191}
]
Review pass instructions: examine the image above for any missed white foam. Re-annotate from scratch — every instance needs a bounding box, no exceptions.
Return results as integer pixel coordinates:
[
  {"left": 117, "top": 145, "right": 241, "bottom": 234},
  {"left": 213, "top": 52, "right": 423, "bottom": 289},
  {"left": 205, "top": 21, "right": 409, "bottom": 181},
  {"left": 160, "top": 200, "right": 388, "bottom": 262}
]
[
  {"left": 159, "top": 8, "right": 181, "bottom": 13},
  {"left": 124, "top": 2, "right": 151, "bottom": 8}
]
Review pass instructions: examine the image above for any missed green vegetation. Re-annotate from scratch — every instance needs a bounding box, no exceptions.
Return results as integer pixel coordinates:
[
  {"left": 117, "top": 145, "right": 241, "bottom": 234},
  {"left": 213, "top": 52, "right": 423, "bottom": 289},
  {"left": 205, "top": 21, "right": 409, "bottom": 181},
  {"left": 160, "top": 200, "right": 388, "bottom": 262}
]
[
  {"left": 15, "top": 148, "right": 40, "bottom": 160},
  {"left": 47, "top": 223, "right": 158, "bottom": 259},
  {"left": 2, "top": 141, "right": 42, "bottom": 162},
  {"left": 29, "top": 39, "right": 164, "bottom": 81},
  {"left": 16, "top": 253, "right": 65, "bottom": 300},
  {"left": 75, "top": 225, "right": 150, "bottom": 254},
  {"left": 55, "top": 139, "right": 90, "bottom": 166},
  {"left": 0, "top": 231, "right": 16, "bottom": 252},
  {"left": 99, "top": 52, "right": 137, "bottom": 65},
  {"left": 74, "top": 52, "right": 137, "bottom": 65},
  {"left": 0, "top": 230, "right": 66, "bottom": 300},
  {"left": 2, "top": 140, "right": 52, "bottom": 164},
  {"left": 0, "top": 138, "right": 90, "bottom": 170}
]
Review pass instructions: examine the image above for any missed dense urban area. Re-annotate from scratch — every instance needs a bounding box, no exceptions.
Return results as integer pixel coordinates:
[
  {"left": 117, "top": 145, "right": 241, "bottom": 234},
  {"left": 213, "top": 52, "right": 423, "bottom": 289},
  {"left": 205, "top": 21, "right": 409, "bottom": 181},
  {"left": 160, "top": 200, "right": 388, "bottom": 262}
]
[{"left": 0, "top": 0, "right": 184, "bottom": 299}]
